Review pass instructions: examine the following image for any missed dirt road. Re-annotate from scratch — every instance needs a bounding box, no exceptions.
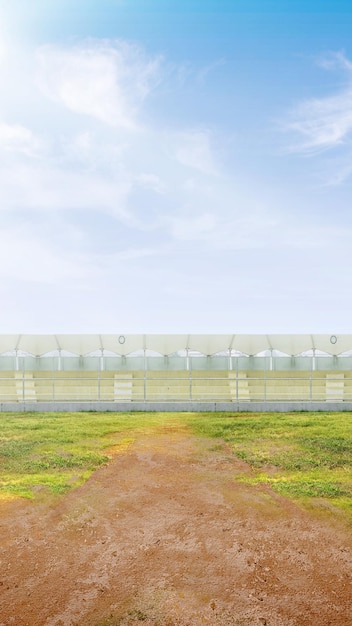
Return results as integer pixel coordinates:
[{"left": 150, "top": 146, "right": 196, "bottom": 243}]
[{"left": 0, "top": 425, "right": 351, "bottom": 625}]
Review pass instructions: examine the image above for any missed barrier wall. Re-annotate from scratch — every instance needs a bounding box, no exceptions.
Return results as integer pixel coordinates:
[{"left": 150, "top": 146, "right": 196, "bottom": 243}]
[{"left": 1, "top": 369, "right": 352, "bottom": 403}]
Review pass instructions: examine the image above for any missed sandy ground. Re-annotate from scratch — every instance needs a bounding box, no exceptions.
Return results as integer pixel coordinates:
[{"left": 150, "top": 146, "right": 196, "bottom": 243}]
[{"left": 0, "top": 424, "right": 351, "bottom": 626}]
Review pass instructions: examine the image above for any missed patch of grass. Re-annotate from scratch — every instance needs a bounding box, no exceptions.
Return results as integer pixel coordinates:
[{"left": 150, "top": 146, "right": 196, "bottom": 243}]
[
  {"left": 1, "top": 411, "right": 352, "bottom": 523},
  {"left": 0, "top": 411, "right": 177, "bottom": 499},
  {"left": 186, "top": 411, "right": 352, "bottom": 519}
]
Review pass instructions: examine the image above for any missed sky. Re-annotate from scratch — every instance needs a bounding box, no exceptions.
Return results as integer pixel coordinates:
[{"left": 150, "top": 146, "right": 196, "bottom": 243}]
[{"left": 1, "top": 0, "right": 352, "bottom": 333}]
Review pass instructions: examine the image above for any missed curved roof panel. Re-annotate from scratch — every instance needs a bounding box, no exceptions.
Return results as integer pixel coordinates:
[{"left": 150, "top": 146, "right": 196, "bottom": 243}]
[{"left": 0, "top": 334, "right": 350, "bottom": 356}]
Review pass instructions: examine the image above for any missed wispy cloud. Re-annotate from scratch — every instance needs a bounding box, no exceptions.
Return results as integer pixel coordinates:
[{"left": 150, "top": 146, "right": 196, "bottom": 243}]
[
  {"left": 0, "top": 225, "right": 98, "bottom": 284},
  {"left": 286, "top": 91, "right": 352, "bottom": 153},
  {"left": 0, "top": 29, "right": 346, "bottom": 334},
  {"left": 0, "top": 122, "right": 43, "bottom": 156},
  {"left": 284, "top": 52, "right": 352, "bottom": 154},
  {"left": 197, "top": 58, "right": 226, "bottom": 84},
  {"left": 0, "top": 164, "right": 132, "bottom": 217},
  {"left": 36, "top": 40, "right": 162, "bottom": 129},
  {"left": 169, "top": 212, "right": 217, "bottom": 241},
  {"left": 171, "top": 129, "right": 220, "bottom": 175}
]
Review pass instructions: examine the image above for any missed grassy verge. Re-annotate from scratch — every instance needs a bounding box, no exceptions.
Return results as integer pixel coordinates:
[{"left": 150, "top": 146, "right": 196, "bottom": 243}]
[
  {"left": 0, "top": 411, "right": 351, "bottom": 523},
  {"left": 186, "top": 412, "right": 352, "bottom": 520},
  {"left": 0, "top": 412, "right": 171, "bottom": 499}
]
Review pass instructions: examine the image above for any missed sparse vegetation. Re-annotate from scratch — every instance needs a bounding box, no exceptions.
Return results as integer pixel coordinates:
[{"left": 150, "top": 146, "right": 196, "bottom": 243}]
[
  {"left": 187, "top": 412, "right": 352, "bottom": 517},
  {"left": 0, "top": 411, "right": 351, "bottom": 521},
  {"left": 0, "top": 411, "right": 145, "bottom": 499}
]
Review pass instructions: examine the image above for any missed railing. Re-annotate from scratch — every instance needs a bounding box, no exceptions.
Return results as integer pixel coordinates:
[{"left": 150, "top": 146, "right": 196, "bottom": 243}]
[{"left": 0, "top": 372, "right": 350, "bottom": 403}]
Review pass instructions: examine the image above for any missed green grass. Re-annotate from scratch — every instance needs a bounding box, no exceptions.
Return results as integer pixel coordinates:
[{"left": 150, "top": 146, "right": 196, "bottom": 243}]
[
  {"left": 0, "top": 411, "right": 351, "bottom": 523},
  {"left": 186, "top": 412, "right": 352, "bottom": 519},
  {"left": 0, "top": 411, "right": 169, "bottom": 499}
]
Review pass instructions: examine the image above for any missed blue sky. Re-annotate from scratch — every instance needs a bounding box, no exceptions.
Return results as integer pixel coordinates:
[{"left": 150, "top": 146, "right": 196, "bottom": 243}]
[{"left": 0, "top": 0, "right": 352, "bottom": 333}]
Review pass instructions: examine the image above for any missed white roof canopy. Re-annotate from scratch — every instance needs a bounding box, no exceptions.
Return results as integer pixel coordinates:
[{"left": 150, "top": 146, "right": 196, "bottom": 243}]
[{"left": 0, "top": 334, "right": 350, "bottom": 356}]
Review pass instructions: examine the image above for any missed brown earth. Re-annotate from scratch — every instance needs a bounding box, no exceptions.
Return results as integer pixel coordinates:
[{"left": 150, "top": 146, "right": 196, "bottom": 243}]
[{"left": 0, "top": 424, "right": 351, "bottom": 626}]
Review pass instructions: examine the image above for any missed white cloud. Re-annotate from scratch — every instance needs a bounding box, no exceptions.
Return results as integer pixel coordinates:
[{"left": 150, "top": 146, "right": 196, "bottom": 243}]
[
  {"left": 323, "top": 161, "right": 352, "bottom": 186},
  {"left": 0, "top": 164, "right": 132, "bottom": 218},
  {"left": 36, "top": 40, "right": 162, "bottom": 129},
  {"left": 170, "top": 212, "right": 217, "bottom": 241},
  {"left": 172, "top": 130, "right": 219, "bottom": 175},
  {"left": 284, "top": 52, "right": 352, "bottom": 154},
  {"left": 0, "top": 227, "right": 98, "bottom": 284},
  {"left": 317, "top": 50, "right": 352, "bottom": 72},
  {"left": 0, "top": 31, "right": 347, "bottom": 333},
  {"left": 0, "top": 122, "right": 43, "bottom": 156},
  {"left": 286, "top": 90, "right": 352, "bottom": 153},
  {"left": 197, "top": 58, "right": 226, "bottom": 84},
  {"left": 136, "top": 173, "right": 166, "bottom": 194},
  {"left": 110, "top": 244, "right": 169, "bottom": 261},
  {"left": 68, "top": 131, "right": 93, "bottom": 156}
]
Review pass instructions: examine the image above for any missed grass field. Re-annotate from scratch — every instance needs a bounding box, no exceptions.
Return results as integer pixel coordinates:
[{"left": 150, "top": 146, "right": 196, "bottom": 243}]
[
  {"left": 0, "top": 411, "right": 351, "bottom": 521},
  {"left": 188, "top": 412, "right": 352, "bottom": 520}
]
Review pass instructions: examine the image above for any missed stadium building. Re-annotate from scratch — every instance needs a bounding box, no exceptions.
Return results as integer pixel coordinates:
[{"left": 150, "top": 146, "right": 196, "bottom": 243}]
[{"left": 0, "top": 334, "right": 352, "bottom": 411}]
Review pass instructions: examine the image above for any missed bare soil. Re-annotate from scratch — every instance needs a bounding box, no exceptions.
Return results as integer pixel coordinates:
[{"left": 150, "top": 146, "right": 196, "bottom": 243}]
[{"left": 0, "top": 424, "right": 351, "bottom": 625}]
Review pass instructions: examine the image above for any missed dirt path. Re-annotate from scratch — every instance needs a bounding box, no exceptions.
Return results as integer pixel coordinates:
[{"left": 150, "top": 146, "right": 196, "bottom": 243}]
[{"left": 0, "top": 425, "right": 351, "bottom": 625}]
